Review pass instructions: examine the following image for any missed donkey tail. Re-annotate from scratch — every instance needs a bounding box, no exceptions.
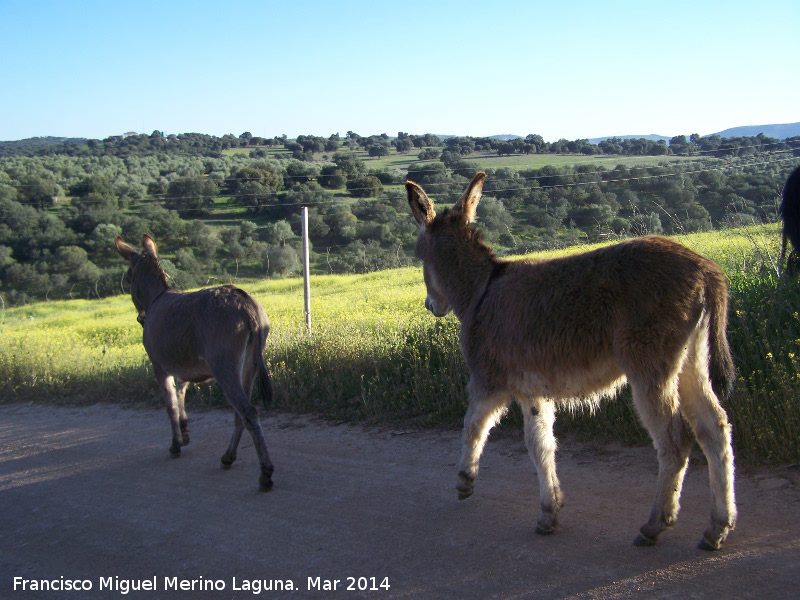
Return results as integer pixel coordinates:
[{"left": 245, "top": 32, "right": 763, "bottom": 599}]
[
  {"left": 258, "top": 356, "right": 273, "bottom": 407},
  {"left": 705, "top": 269, "right": 736, "bottom": 401},
  {"left": 254, "top": 323, "right": 273, "bottom": 408},
  {"left": 247, "top": 314, "right": 272, "bottom": 407}
]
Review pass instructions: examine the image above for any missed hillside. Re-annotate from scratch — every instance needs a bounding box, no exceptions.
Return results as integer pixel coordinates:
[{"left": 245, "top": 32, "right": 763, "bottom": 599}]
[
  {"left": 1, "top": 128, "right": 798, "bottom": 307},
  {"left": 0, "top": 135, "right": 87, "bottom": 157},
  {"left": 712, "top": 122, "right": 800, "bottom": 139},
  {"left": 588, "top": 122, "right": 800, "bottom": 145}
]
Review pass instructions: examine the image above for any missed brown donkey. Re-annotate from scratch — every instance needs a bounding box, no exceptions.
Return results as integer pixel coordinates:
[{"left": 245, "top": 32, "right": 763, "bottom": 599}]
[
  {"left": 115, "top": 234, "right": 275, "bottom": 492},
  {"left": 407, "top": 172, "right": 737, "bottom": 550}
]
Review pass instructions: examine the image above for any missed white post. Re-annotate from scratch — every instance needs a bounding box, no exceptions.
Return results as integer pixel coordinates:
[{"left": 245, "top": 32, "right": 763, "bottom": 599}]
[{"left": 302, "top": 206, "right": 311, "bottom": 334}]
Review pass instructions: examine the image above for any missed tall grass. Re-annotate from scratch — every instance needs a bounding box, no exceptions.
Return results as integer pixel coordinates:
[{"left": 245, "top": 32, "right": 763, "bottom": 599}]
[
  {"left": 1, "top": 225, "right": 799, "bottom": 464},
  {"left": 268, "top": 317, "right": 468, "bottom": 426}
]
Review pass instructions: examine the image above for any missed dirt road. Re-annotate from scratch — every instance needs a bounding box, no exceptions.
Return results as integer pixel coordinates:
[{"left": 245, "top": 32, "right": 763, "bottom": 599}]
[{"left": 0, "top": 403, "right": 798, "bottom": 599}]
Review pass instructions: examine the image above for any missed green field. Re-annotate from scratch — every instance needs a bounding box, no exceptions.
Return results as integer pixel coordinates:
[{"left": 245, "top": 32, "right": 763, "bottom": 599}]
[
  {"left": 222, "top": 144, "right": 696, "bottom": 173},
  {"left": 2, "top": 225, "right": 798, "bottom": 464}
]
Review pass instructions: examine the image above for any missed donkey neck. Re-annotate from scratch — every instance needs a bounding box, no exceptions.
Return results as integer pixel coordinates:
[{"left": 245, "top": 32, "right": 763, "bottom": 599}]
[
  {"left": 435, "top": 235, "right": 500, "bottom": 322},
  {"left": 142, "top": 283, "right": 169, "bottom": 310},
  {"left": 132, "top": 256, "right": 171, "bottom": 311}
]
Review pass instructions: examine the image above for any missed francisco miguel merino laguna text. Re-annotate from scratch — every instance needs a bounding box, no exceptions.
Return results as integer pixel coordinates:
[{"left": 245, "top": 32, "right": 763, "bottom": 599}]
[
  {"left": 13, "top": 576, "right": 299, "bottom": 594},
  {"left": 13, "top": 575, "right": 391, "bottom": 594}
]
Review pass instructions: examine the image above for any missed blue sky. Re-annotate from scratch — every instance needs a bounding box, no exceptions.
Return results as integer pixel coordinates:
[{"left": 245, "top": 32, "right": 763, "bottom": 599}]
[{"left": 1, "top": 0, "right": 798, "bottom": 142}]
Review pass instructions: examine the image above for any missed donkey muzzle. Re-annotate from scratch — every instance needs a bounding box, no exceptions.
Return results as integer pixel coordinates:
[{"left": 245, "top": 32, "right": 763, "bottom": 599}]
[{"left": 425, "top": 295, "right": 451, "bottom": 318}]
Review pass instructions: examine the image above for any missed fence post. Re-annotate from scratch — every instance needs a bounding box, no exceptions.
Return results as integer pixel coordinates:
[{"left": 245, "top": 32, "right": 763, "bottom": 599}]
[{"left": 302, "top": 206, "right": 311, "bottom": 334}]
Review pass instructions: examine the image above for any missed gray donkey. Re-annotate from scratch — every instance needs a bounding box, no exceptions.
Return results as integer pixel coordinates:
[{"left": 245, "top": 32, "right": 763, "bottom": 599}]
[
  {"left": 115, "top": 234, "right": 275, "bottom": 492},
  {"left": 407, "top": 172, "right": 737, "bottom": 550}
]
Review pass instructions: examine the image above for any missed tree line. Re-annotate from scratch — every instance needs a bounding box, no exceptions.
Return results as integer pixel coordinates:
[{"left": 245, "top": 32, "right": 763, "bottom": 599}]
[
  {"left": 2, "top": 130, "right": 790, "bottom": 161},
  {"left": 1, "top": 130, "right": 798, "bottom": 305}
]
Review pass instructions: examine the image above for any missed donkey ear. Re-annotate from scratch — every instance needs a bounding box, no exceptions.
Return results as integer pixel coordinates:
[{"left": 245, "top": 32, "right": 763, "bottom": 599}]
[
  {"left": 115, "top": 236, "right": 138, "bottom": 262},
  {"left": 142, "top": 234, "right": 158, "bottom": 257},
  {"left": 406, "top": 180, "right": 436, "bottom": 228},
  {"left": 455, "top": 172, "right": 486, "bottom": 223}
]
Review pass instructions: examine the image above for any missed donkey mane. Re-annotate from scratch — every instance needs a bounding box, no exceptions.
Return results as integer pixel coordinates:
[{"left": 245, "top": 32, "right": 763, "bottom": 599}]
[
  {"left": 135, "top": 252, "right": 170, "bottom": 288},
  {"left": 434, "top": 207, "right": 498, "bottom": 261}
]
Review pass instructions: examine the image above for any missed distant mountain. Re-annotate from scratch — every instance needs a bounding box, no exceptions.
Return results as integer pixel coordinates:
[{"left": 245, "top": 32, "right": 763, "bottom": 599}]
[
  {"left": 711, "top": 122, "right": 800, "bottom": 139},
  {"left": 588, "top": 123, "right": 800, "bottom": 146},
  {"left": 490, "top": 134, "right": 522, "bottom": 141}
]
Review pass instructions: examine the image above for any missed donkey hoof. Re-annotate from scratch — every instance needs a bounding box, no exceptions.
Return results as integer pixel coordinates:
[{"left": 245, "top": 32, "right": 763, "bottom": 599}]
[
  {"left": 536, "top": 524, "right": 556, "bottom": 535},
  {"left": 536, "top": 516, "right": 558, "bottom": 535},
  {"left": 258, "top": 466, "right": 274, "bottom": 492},
  {"left": 698, "top": 522, "right": 731, "bottom": 551},
  {"left": 456, "top": 471, "right": 475, "bottom": 500},
  {"left": 633, "top": 532, "right": 657, "bottom": 547},
  {"left": 698, "top": 536, "right": 723, "bottom": 552},
  {"left": 457, "top": 489, "right": 473, "bottom": 501},
  {"left": 169, "top": 444, "right": 181, "bottom": 458},
  {"left": 456, "top": 481, "right": 474, "bottom": 500},
  {"left": 220, "top": 454, "right": 236, "bottom": 469},
  {"left": 259, "top": 475, "right": 274, "bottom": 492},
  {"left": 180, "top": 436, "right": 190, "bottom": 447}
]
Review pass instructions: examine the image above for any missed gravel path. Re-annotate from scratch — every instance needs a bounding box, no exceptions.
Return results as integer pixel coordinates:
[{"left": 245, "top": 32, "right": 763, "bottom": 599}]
[{"left": 1, "top": 403, "right": 798, "bottom": 599}]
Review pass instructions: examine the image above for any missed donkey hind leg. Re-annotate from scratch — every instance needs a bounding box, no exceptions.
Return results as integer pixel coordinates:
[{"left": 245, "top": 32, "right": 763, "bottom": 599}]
[
  {"left": 630, "top": 378, "right": 693, "bottom": 547},
  {"left": 176, "top": 380, "right": 190, "bottom": 447},
  {"left": 217, "top": 370, "right": 275, "bottom": 492},
  {"left": 154, "top": 366, "right": 186, "bottom": 458},
  {"left": 456, "top": 389, "right": 510, "bottom": 500},
  {"left": 678, "top": 363, "right": 737, "bottom": 551},
  {"left": 220, "top": 412, "right": 244, "bottom": 469},
  {"left": 520, "top": 400, "right": 565, "bottom": 534}
]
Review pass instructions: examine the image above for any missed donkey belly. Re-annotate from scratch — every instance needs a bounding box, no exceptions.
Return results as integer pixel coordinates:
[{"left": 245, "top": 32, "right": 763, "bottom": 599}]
[
  {"left": 512, "top": 359, "right": 626, "bottom": 403},
  {"left": 143, "top": 335, "right": 215, "bottom": 383},
  {"left": 153, "top": 351, "right": 214, "bottom": 383},
  {"left": 174, "top": 363, "right": 215, "bottom": 384}
]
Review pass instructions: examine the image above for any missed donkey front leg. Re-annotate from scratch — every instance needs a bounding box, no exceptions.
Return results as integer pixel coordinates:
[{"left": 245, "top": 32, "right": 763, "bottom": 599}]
[
  {"left": 154, "top": 366, "right": 186, "bottom": 458},
  {"left": 521, "top": 400, "right": 565, "bottom": 534},
  {"left": 176, "top": 379, "right": 190, "bottom": 447},
  {"left": 456, "top": 389, "right": 510, "bottom": 500}
]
